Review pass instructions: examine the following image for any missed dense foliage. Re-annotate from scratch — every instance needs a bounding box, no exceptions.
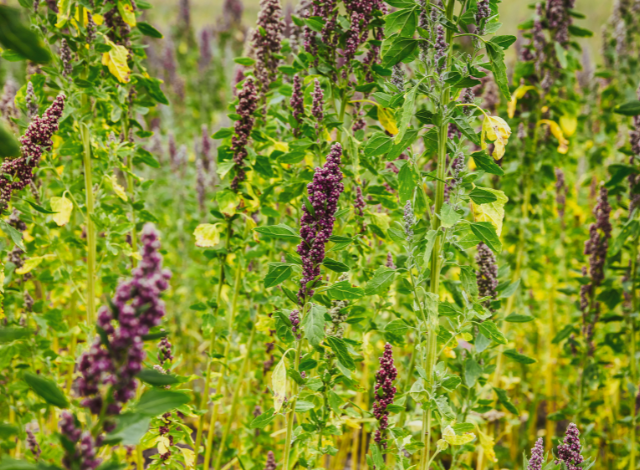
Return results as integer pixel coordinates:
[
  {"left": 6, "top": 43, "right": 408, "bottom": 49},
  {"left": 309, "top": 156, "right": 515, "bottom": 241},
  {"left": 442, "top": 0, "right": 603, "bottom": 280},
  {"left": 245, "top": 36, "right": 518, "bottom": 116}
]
[{"left": 0, "top": 0, "right": 638, "bottom": 469}]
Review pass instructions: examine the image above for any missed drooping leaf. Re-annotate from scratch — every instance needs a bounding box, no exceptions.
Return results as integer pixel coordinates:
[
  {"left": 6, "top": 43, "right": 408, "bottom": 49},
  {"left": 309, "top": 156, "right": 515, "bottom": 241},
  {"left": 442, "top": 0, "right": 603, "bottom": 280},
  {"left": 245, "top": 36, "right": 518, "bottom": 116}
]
[
  {"left": 254, "top": 224, "right": 301, "bottom": 240},
  {"left": 471, "top": 187, "right": 508, "bottom": 236},
  {"left": 325, "top": 281, "right": 365, "bottom": 300},
  {"left": 503, "top": 349, "right": 537, "bottom": 365},
  {"left": 272, "top": 355, "right": 287, "bottom": 413},
  {"left": 264, "top": 263, "right": 293, "bottom": 288},
  {"left": 325, "top": 336, "right": 355, "bottom": 370},
  {"left": 493, "top": 387, "right": 519, "bottom": 414},
  {"left": 194, "top": 224, "right": 222, "bottom": 247},
  {"left": 302, "top": 303, "right": 326, "bottom": 347},
  {"left": 24, "top": 372, "right": 69, "bottom": 408},
  {"left": 102, "top": 40, "right": 131, "bottom": 83},
  {"left": 135, "top": 389, "right": 190, "bottom": 416},
  {"left": 469, "top": 222, "right": 502, "bottom": 253},
  {"left": 364, "top": 266, "right": 396, "bottom": 296}
]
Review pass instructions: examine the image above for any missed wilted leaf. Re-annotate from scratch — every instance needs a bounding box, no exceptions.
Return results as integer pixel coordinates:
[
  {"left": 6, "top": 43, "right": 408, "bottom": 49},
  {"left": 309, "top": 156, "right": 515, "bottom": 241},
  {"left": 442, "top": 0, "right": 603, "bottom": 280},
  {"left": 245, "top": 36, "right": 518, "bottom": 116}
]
[
  {"left": 50, "top": 196, "right": 73, "bottom": 226},
  {"left": 194, "top": 224, "right": 222, "bottom": 247}
]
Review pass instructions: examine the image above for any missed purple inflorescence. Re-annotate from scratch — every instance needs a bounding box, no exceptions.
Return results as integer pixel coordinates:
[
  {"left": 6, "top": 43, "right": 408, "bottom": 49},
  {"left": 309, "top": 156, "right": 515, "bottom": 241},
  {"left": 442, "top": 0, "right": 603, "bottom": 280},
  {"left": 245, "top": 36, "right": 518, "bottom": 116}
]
[
  {"left": 264, "top": 451, "right": 277, "bottom": 470},
  {"left": 199, "top": 28, "right": 212, "bottom": 71},
  {"left": 78, "top": 224, "right": 171, "bottom": 419},
  {"left": 60, "top": 39, "right": 73, "bottom": 78},
  {"left": 311, "top": 79, "right": 324, "bottom": 126},
  {"left": 343, "top": 0, "right": 385, "bottom": 70},
  {"left": 527, "top": 438, "right": 544, "bottom": 470},
  {"left": 584, "top": 186, "right": 612, "bottom": 290},
  {"left": 60, "top": 411, "right": 101, "bottom": 470},
  {"left": 546, "top": 0, "right": 573, "bottom": 47},
  {"left": 86, "top": 12, "right": 97, "bottom": 43},
  {"left": 354, "top": 185, "right": 366, "bottom": 217},
  {"left": 444, "top": 155, "right": 464, "bottom": 202},
  {"left": 556, "top": 423, "right": 584, "bottom": 470},
  {"left": 533, "top": 3, "right": 546, "bottom": 75},
  {"left": 201, "top": 124, "right": 213, "bottom": 172},
  {"left": 0, "top": 94, "right": 65, "bottom": 210},
  {"left": 475, "top": 0, "right": 491, "bottom": 31},
  {"left": 231, "top": 78, "right": 258, "bottom": 191},
  {"left": 26, "top": 82, "right": 38, "bottom": 120},
  {"left": 476, "top": 242, "right": 498, "bottom": 311},
  {"left": 373, "top": 343, "right": 397, "bottom": 448},
  {"left": 26, "top": 429, "right": 41, "bottom": 459},
  {"left": 385, "top": 252, "right": 396, "bottom": 269},
  {"left": 403, "top": 200, "right": 415, "bottom": 242},
  {"left": 251, "top": 0, "right": 284, "bottom": 90},
  {"left": 223, "top": 0, "right": 244, "bottom": 26},
  {"left": 158, "top": 335, "right": 173, "bottom": 365},
  {"left": 289, "top": 309, "right": 301, "bottom": 339},
  {"left": 296, "top": 143, "right": 344, "bottom": 302},
  {"left": 290, "top": 74, "right": 305, "bottom": 135},
  {"left": 434, "top": 25, "right": 448, "bottom": 72}
]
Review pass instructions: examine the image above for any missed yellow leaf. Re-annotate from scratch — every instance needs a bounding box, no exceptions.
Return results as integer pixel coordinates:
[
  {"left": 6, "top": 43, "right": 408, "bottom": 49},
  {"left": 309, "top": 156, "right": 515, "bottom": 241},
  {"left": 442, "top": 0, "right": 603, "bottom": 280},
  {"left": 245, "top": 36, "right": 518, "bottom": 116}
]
[
  {"left": 323, "top": 127, "right": 332, "bottom": 142},
  {"left": 507, "top": 85, "right": 536, "bottom": 119},
  {"left": 443, "top": 346, "right": 456, "bottom": 359},
  {"left": 273, "top": 141, "right": 289, "bottom": 152},
  {"left": 256, "top": 314, "right": 276, "bottom": 333},
  {"left": 50, "top": 196, "right": 73, "bottom": 226},
  {"left": 194, "top": 224, "right": 222, "bottom": 248},
  {"left": 216, "top": 190, "right": 240, "bottom": 217},
  {"left": 179, "top": 447, "right": 195, "bottom": 467},
  {"left": 73, "top": 5, "right": 89, "bottom": 27},
  {"left": 157, "top": 435, "right": 171, "bottom": 454},
  {"left": 481, "top": 115, "right": 511, "bottom": 160},
  {"left": 436, "top": 439, "right": 448, "bottom": 452},
  {"left": 378, "top": 106, "right": 398, "bottom": 135},
  {"left": 16, "top": 256, "right": 50, "bottom": 275},
  {"left": 560, "top": 114, "right": 577, "bottom": 137},
  {"left": 93, "top": 14, "right": 104, "bottom": 25},
  {"left": 104, "top": 174, "right": 128, "bottom": 201},
  {"left": 55, "top": 0, "right": 72, "bottom": 28},
  {"left": 477, "top": 429, "right": 497, "bottom": 463},
  {"left": 471, "top": 187, "right": 509, "bottom": 236},
  {"left": 343, "top": 418, "right": 361, "bottom": 430},
  {"left": 117, "top": 0, "right": 136, "bottom": 26},
  {"left": 442, "top": 425, "right": 475, "bottom": 446},
  {"left": 368, "top": 211, "right": 390, "bottom": 232},
  {"left": 538, "top": 119, "right": 569, "bottom": 154},
  {"left": 102, "top": 40, "right": 131, "bottom": 83},
  {"left": 272, "top": 354, "right": 287, "bottom": 413}
]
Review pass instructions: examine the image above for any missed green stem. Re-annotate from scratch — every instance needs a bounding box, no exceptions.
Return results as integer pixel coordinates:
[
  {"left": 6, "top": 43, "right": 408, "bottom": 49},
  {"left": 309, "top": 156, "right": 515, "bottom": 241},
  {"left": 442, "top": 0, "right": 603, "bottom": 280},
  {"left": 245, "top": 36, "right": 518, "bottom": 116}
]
[
  {"left": 80, "top": 122, "right": 96, "bottom": 324},
  {"left": 194, "top": 221, "right": 232, "bottom": 462},
  {"left": 202, "top": 260, "right": 244, "bottom": 470},
  {"left": 628, "top": 237, "right": 638, "bottom": 470},
  {"left": 213, "top": 324, "right": 257, "bottom": 470},
  {"left": 123, "top": 118, "right": 137, "bottom": 266},
  {"left": 283, "top": 326, "right": 305, "bottom": 470}
]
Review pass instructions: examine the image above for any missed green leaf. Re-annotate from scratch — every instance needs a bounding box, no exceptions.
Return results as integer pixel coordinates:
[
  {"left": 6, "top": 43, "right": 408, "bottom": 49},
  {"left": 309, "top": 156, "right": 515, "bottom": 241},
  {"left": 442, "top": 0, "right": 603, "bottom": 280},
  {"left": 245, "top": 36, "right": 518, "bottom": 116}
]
[
  {"left": 365, "top": 266, "right": 396, "bottom": 296},
  {"left": 554, "top": 42, "right": 567, "bottom": 68},
  {"left": 489, "top": 35, "right": 517, "bottom": 50},
  {"left": 133, "top": 148, "right": 161, "bottom": 168},
  {"left": 0, "top": 220, "right": 25, "bottom": 251},
  {"left": 471, "top": 151, "right": 504, "bottom": 176},
  {"left": 234, "top": 57, "right": 256, "bottom": 66},
  {"left": 485, "top": 42, "right": 510, "bottom": 103},
  {"left": 469, "top": 222, "right": 502, "bottom": 253},
  {"left": 381, "top": 37, "right": 418, "bottom": 67},
  {"left": 302, "top": 303, "right": 326, "bottom": 347},
  {"left": 498, "top": 279, "right": 520, "bottom": 298},
  {"left": 325, "top": 336, "right": 355, "bottom": 370},
  {"left": 135, "top": 76, "right": 169, "bottom": 105},
  {"left": 24, "top": 372, "right": 69, "bottom": 408},
  {"left": 0, "top": 6, "right": 51, "bottom": 63},
  {"left": 0, "top": 458, "right": 38, "bottom": 470},
  {"left": 212, "top": 128, "right": 234, "bottom": 139},
  {"left": 325, "top": 281, "right": 365, "bottom": 300},
  {"left": 505, "top": 314, "right": 534, "bottom": 323},
  {"left": 464, "top": 358, "right": 482, "bottom": 387},
  {"left": 503, "top": 349, "right": 537, "bottom": 365},
  {"left": 0, "top": 123, "right": 20, "bottom": 158},
  {"left": 136, "top": 22, "right": 163, "bottom": 38},
  {"left": 440, "top": 203, "right": 463, "bottom": 228},
  {"left": 363, "top": 132, "right": 394, "bottom": 157},
  {"left": 254, "top": 224, "right": 301, "bottom": 240},
  {"left": 477, "top": 320, "right": 506, "bottom": 345},
  {"left": 459, "top": 266, "right": 478, "bottom": 297},
  {"left": 249, "top": 408, "right": 276, "bottom": 429},
  {"left": 397, "top": 162, "right": 416, "bottom": 203},
  {"left": 568, "top": 25, "right": 593, "bottom": 37},
  {"left": 493, "top": 387, "right": 519, "bottom": 415},
  {"left": 384, "top": 8, "right": 417, "bottom": 37},
  {"left": 0, "top": 327, "right": 31, "bottom": 343},
  {"left": 384, "top": 319, "right": 410, "bottom": 335},
  {"left": 323, "top": 258, "right": 350, "bottom": 273},
  {"left": 135, "top": 389, "right": 190, "bottom": 416},
  {"left": 264, "top": 263, "right": 293, "bottom": 288},
  {"left": 22, "top": 199, "right": 56, "bottom": 214},
  {"left": 614, "top": 101, "right": 640, "bottom": 116},
  {"left": 137, "top": 369, "right": 179, "bottom": 386},
  {"left": 469, "top": 188, "right": 498, "bottom": 205},
  {"left": 104, "top": 412, "right": 152, "bottom": 446}
]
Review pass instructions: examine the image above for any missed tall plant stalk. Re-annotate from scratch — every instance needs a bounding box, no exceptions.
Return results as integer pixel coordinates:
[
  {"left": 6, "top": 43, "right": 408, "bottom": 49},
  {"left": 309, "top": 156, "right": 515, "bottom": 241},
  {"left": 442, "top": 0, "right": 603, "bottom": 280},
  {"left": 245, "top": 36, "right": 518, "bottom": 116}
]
[{"left": 80, "top": 122, "right": 96, "bottom": 324}]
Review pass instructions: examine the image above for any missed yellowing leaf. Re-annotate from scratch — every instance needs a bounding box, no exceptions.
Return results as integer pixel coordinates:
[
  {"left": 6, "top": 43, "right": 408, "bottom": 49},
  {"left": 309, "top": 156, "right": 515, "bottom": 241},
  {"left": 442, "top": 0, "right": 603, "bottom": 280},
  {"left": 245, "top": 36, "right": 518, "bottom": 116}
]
[
  {"left": 378, "top": 106, "right": 398, "bottom": 135},
  {"left": 16, "top": 256, "right": 52, "bottom": 275},
  {"left": 179, "top": 447, "right": 195, "bottom": 467},
  {"left": 104, "top": 174, "right": 128, "bottom": 201},
  {"left": 216, "top": 190, "right": 240, "bottom": 217},
  {"left": 72, "top": 5, "right": 89, "bottom": 27},
  {"left": 481, "top": 115, "right": 512, "bottom": 160},
  {"left": 55, "top": 0, "right": 72, "bottom": 28},
  {"left": 273, "top": 141, "right": 289, "bottom": 152},
  {"left": 157, "top": 435, "right": 171, "bottom": 454},
  {"left": 436, "top": 439, "right": 448, "bottom": 451},
  {"left": 471, "top": 187, "right": 509, "bottom": 236},
  {"left": 102, "top": 41, "right": 131, "bottom": 83},
  {"left": 538, "top": 119, "right": 569, "bottom": 154},
  {"left": 256, "top": 314, "right": 276, "bottom": 333},
  {"left": 368, "top": 211, "right": 390, "bottom": 232},
  {"left": 507, "top": 85, "right": 536, "bottom": 118},
  {"left": 194, "top": 224, "right": 222, "bottom": 247},
  {"left": 50, "top": 196, "right": 73, "bottom": 226},
  {"left": 323, "top": 127, "right": 333, "bottom": 142},
  {"left": 477, "top": 429, "right": 497, "bottom": 463},
  {"left": 117, "top": 0, "right": 136, "bottom": 26},
  {"left": 93, "top": 14, "right": 104, "bottom": 25},
  {"left": 559, "top": 114, "right": 577, "bottom": 137},
  {"left": 272, "top": 354, "right": 287, "bottom": 413},
  {"left": 442, "top": 425, "right": 475, "bottom": 445}
]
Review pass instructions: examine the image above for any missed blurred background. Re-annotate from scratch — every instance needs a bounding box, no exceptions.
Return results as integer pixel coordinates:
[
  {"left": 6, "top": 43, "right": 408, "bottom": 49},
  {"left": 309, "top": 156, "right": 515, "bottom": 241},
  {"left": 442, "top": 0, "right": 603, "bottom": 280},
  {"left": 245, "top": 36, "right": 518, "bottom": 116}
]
[{"left": 148, "top": 0, "right": 614, "bottom": 62}]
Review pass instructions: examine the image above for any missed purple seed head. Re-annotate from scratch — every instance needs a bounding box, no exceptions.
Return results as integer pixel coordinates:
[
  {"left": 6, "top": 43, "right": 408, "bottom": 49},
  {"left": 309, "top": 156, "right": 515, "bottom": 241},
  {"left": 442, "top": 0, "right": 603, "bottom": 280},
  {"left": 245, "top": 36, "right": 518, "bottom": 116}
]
[
  {"left": 476, "top": 241, "right": 498, "bottom": 311},
  {"left": 555, "top": 423, "right": 584, "bottom": 470},
  {"left": 527, "top": 438, "right": 544, "bottom": 470},
  {"left": 231, "top": 77, "right": 258, "bottom": 191},
  {"left": 373, "top": 343, "right": 397, "bottom": 448}
]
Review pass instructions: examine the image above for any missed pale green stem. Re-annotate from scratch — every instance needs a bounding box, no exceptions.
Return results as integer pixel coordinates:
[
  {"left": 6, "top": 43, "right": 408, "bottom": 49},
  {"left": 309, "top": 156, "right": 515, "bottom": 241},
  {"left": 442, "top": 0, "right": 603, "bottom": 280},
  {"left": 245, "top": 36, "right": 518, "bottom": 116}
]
[{"left": 80, "top": 123, "right": 96, "bottom": 324}]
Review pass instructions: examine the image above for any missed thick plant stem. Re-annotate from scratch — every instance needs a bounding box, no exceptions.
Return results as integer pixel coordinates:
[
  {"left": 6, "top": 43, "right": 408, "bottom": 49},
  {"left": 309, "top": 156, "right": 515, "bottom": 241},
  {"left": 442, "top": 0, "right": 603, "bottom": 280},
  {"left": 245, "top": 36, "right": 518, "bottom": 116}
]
[
  {"left": 123, "top": 118, "right": 137, "bottom": 266},
  {"left": 283, "top": 335, "right": 304, "bottom": 470},
  {"left": 194, "top": 223, "right": 232, "bottom": 461},
  {"left": 80, "top": 123, "right": 96, "bottom": 324},
  {"left": 628, "top": 238, "right": 638, "bottom": 470},
  {"left": 203, "top": 262, "right": 244, "bottom": 470},
  {"left": 213, "top": 324, "right": 256, "bottom": 470}
]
